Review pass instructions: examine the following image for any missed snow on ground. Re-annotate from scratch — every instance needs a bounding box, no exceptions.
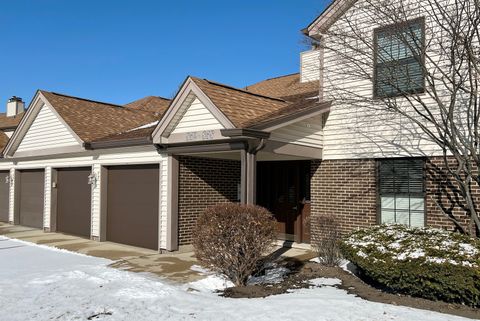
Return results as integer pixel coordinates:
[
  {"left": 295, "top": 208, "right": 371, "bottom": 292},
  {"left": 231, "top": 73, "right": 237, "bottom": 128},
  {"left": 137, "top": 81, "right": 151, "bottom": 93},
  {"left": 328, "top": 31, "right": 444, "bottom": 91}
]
[{"left": 0, "top": 236, "right": 473, "bottom": 321}]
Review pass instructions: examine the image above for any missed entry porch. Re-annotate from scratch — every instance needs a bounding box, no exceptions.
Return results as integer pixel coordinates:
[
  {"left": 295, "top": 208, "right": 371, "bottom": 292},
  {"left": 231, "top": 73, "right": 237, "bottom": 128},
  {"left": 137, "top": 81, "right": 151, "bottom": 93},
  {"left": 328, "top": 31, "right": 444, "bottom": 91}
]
[{"left": 159, "top": 132, "right": 320, "bottom": 250}]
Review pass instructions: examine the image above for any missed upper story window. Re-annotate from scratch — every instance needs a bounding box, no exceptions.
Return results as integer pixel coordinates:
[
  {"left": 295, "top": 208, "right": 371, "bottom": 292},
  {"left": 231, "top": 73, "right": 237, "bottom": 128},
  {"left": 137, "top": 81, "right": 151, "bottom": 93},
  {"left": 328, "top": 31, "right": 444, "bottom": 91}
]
[
  {"left": 374, "top": 18, "right": 425, "bottom": 98},
  {"left": 378, "top": 158, "right": 425, "bottom": 227}
]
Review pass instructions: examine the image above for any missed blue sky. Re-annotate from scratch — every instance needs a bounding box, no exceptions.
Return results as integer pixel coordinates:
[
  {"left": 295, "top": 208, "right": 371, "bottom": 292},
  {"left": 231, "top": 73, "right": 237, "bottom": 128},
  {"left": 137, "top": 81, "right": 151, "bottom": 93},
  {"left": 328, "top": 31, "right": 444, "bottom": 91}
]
[{"left": 0, "top": 1, "right": 328, "bottom": 111}]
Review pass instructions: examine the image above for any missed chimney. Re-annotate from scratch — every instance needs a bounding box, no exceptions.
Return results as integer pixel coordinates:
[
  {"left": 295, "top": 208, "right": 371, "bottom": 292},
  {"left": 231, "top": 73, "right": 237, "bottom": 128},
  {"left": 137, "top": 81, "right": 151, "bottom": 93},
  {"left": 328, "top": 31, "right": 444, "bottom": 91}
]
[{"left": 6, "top": 96, "right": 25, "bottom": 117}]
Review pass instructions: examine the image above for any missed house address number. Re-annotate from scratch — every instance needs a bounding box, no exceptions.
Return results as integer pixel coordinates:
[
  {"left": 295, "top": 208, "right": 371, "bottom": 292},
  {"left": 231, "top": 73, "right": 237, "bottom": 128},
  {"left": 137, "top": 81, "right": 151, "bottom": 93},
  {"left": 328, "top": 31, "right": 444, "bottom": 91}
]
[{"left": 185, "top": 130, "right": 215, "bottom": 142}]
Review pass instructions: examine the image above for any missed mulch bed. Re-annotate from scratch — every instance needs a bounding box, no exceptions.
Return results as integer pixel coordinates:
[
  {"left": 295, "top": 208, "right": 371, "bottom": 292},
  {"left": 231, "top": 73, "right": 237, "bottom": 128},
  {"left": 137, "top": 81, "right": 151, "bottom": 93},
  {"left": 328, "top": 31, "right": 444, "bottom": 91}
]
[{"left": 222, "top": 259, "right": 480, "bottom": 320}]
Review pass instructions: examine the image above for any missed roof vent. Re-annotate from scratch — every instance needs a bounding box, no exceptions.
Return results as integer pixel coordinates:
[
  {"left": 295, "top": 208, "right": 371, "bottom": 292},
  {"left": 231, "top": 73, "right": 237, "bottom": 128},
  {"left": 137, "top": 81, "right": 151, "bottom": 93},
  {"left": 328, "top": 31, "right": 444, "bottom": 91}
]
[{"left": 7, "top": 96, "right": 25, "bottom": 117}]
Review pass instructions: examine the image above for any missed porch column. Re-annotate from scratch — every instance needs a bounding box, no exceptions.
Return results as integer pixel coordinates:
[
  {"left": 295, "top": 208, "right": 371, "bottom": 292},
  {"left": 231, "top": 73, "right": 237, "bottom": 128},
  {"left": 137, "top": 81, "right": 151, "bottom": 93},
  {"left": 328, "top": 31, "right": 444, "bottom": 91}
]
[
  {"left": 240, "top": 149, "right": 257, "bottom": 205},
  {"left": 166, "top": 155, "right": 179, "bottom": 251}
]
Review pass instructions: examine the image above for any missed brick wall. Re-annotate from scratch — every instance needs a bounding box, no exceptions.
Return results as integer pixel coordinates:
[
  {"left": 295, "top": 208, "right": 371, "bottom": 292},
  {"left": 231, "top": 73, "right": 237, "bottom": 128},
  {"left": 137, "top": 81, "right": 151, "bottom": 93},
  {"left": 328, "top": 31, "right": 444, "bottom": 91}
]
[
  {"left": 310, "top": 157, "right": 478, "bottom": 244},
  {"left": 310, "top": 159, "right": 377, "bottom": 244},
  {"left": 426, "top": 157, "right": 477, "bottom": 234},
  {"left": 178, "top": 156, "right": 241, "bottom": 245}
]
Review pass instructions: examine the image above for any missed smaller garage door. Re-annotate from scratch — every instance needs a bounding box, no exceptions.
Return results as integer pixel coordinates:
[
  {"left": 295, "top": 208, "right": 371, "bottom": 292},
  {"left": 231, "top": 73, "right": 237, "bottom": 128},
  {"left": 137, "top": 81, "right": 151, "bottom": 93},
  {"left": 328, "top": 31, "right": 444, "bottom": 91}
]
[
  {"left": 19, "top": 169, "right": 45, "bottom": 228},
  {"left": 0, "top": 171, "right": 9, "bottom": 222},
  {"left": 107, "top": 165, "right": 159, "bottom": 250},
  {"left": 56, "top": 168, "right": 92, "bottom": 237}
]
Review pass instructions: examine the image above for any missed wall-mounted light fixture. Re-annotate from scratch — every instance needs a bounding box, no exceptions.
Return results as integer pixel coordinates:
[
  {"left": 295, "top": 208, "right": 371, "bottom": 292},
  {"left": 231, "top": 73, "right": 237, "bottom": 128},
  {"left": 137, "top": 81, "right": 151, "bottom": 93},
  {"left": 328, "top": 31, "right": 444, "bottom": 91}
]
[
  {"left": 88, "top": 172, "right": 98, "bottom": 188},
  {"left": 4, "top": 174, "right": 13, "bottom": 187}
]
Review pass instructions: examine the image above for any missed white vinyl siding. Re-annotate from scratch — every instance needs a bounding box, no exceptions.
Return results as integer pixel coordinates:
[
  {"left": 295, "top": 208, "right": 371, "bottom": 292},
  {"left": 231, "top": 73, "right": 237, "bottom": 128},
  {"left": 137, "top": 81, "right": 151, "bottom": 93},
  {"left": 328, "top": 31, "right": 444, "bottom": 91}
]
[
  {"left": 300, "top": 50, "right": 321, "bottom": 83},
  {"left": 171, "top": 97, "right": 224, "bottom": 134},
  {"left": 159, "top": 158, "right": 168, "bottom": 248},
  {"left": 43, "top": 167, "right": 52, "bottom": 229},
  {"left": 320, "top": 0, "right": 447, "bottom": 160},
  {"left": 15, "top": 104, "right": 80, "bottom": 154},
  {"left": 8, "top": 168, "right": 15, "bottom": 223},
  {"left": 90, "top": 163, "right": 101, "bottom": 238},
  {"left": 270, "top": 115, "right": 324, "bottom": 148}
]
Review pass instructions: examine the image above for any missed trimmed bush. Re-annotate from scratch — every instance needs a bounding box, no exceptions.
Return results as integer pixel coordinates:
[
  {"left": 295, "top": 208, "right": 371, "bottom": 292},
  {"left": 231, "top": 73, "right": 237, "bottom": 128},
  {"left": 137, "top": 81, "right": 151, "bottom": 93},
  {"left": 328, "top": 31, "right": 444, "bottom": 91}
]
[
  {"left": 192, "top": 203, "right": 276, "bottom": 286},
  {"left": 341, "top": 224, "right": 480, "bottom": 307}
]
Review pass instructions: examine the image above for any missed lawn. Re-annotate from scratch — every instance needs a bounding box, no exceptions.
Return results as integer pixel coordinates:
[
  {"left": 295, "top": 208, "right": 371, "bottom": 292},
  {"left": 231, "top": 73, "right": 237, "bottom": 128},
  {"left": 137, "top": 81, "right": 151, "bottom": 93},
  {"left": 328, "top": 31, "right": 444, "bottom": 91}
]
[{"left": 0, "top": 236, "right": 473, "bottom": 321}]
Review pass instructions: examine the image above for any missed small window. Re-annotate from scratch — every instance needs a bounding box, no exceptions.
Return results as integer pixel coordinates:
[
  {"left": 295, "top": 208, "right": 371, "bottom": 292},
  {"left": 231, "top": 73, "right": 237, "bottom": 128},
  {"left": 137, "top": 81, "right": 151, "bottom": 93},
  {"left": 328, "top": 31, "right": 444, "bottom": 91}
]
[
  {"left": 374, "top": 18, "right": 425, "bottom": 98},
  {"left": 378, "top": 159, "right": 425, "bottom": 227}
]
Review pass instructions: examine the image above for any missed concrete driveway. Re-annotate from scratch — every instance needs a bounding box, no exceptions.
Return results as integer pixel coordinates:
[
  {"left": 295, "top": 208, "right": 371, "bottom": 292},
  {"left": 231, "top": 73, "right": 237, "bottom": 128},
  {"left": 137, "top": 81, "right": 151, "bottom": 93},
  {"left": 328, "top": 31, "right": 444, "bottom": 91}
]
[
  {"left": 0, "top": 222, "right": 202, "bottom": 283},
  {"left": 0, "top": 222, "right": 315, "bottom": 284}
]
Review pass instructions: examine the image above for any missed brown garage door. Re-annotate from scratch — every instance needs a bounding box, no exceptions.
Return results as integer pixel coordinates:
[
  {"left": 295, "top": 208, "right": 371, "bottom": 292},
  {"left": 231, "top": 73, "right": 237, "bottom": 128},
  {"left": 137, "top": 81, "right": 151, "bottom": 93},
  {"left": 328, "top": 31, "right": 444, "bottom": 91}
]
[
  {"left": 19, "top": 169, "right": 45, "bottom": 228},
  {"left": 56, "top": 167, "right": 92, "bottom": 237},
  {"left": 107, "top": 165, "right": 159, "bottom": 250},
  {"left": 0, "top": 171, "right": 9, "bottom": 222}
]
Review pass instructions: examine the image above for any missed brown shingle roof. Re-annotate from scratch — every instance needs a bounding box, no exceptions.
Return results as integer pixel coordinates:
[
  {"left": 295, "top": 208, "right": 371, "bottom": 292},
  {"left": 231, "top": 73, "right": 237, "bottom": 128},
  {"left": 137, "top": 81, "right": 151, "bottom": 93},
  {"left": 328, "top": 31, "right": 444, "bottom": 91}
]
[
  {"left": 251, "top": 93, "right": 330, "bottom": 129},
  {"left": 91, "top": 124, "right": 157, "bottom": 144},
  {"left": 125, "top": 96, "right": 171, "bottom": 114},
  {"left": 191, "top": 77, "right": 290, "bottom": 128},
  {"left": 0, "top": 131, "right": 10, "bottom": 150},
  {"left": 245, "top": 73, "right": 319, "bottom": 99},
  {"left": 41, "top": 91, "right": 159, "bottom": 143},
  {"left": 191, "top": 76, "right": 324, "bottom": 129},
  {"left": 0, "top": 112, "right": 25, "bottom": 130}
]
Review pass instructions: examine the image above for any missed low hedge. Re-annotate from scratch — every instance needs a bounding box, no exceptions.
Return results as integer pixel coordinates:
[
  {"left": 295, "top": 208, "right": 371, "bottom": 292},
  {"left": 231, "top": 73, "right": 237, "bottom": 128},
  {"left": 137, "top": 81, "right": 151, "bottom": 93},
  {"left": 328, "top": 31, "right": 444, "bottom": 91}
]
[{"left": 341, "top": 224, "right": 480, "bottom": 307}]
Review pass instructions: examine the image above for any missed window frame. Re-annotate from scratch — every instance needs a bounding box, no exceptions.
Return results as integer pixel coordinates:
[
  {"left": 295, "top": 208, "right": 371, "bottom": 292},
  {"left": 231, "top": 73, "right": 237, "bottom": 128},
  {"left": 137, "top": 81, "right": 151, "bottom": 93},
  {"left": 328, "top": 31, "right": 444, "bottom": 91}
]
[
  {"left": 376, "top": 157, "right": 427, "bottom": 227},
  {"left": 373, "top": 17, "right": 427, "bottom": 99}
]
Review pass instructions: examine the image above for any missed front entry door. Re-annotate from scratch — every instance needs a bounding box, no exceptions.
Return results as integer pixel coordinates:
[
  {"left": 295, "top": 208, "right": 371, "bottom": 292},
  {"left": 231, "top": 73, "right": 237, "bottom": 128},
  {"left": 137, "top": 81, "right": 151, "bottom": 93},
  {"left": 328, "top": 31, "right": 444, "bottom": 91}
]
[{"left": 257, "top": 161, "right": 311, "bottom": 243}]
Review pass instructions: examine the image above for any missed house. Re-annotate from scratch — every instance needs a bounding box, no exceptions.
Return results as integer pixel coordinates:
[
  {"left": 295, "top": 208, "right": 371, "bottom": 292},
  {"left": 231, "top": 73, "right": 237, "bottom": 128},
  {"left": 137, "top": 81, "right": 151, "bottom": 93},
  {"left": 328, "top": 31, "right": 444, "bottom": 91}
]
[
  {"left": 0, "top": 97, "right": 25, "bottom": 147},
  {"left": 0, "top": 0, "right": 471, "bottom": 252}
]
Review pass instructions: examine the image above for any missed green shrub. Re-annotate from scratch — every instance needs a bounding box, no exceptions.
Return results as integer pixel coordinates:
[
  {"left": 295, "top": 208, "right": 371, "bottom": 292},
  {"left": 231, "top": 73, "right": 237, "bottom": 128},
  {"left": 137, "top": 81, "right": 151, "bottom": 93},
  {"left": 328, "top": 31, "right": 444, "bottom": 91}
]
[
  {"left": 341, "top": 224, "right": 480, "bottom": 307},
  {"left": 192, "top": 203, "right": 276, "bottom": 286}
]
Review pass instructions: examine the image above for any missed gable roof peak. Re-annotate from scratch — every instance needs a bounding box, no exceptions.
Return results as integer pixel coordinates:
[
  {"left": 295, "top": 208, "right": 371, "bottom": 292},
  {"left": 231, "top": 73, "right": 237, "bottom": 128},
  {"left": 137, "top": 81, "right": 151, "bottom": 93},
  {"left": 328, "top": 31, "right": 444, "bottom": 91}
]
[{"left": 304, "top": 0, "right": 357, "bottom": 36}]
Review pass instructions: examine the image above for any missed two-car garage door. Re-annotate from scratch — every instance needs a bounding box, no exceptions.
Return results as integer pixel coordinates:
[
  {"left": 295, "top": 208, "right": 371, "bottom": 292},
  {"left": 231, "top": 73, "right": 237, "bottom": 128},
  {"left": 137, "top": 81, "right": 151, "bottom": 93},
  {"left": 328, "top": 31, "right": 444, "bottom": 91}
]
[
  {"left": 107, "top": 165, "right": 159, "bottom": 250},
  {"left": 17, "top": 168, "right": 92, "bottom": 236}
]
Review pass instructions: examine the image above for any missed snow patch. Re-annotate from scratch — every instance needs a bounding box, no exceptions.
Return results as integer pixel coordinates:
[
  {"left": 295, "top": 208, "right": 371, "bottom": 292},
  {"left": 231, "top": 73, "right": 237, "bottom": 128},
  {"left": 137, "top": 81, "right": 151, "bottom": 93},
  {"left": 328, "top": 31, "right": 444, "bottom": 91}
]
[
  {"left": 127, "top": 121, "right": 159, "bottom": 132},
  {"left": 309, "top": 278, "right": 342, "bottom": 287},
  {"left": 186, "top": 275, "right": 234, "bottom": 293}
]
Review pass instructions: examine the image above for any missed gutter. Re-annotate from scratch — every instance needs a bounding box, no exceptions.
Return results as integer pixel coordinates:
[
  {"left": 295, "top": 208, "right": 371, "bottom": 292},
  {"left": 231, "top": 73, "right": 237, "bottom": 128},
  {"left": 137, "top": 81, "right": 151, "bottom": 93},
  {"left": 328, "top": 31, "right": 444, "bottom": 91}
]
[
  {"left": 251, "top": 101, "right": 331, "bottom": 131},
  {"left": 154, "top": 129, "right": 271, "bottom": 155},
  {"left": 219, "top": 128, "right": 270, "bottom": 140}
]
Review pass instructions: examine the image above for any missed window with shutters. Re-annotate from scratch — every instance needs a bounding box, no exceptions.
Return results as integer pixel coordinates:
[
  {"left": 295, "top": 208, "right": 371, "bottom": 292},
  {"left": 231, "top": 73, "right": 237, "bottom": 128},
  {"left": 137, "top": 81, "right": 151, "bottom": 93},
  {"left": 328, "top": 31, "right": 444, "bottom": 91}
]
[
  {"left": 378, "top": 158, "right": 425, "bottom": 227},
  {"left": 374, "top": 18, "right": 425, "bottom": 98}
]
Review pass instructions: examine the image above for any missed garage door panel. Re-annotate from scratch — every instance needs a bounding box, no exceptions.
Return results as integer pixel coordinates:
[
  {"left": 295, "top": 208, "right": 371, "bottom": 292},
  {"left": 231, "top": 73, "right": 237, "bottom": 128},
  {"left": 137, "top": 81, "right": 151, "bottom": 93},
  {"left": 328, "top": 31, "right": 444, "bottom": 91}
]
[
  {"left": 19, "top": 170, "right": 45, "bottom": 229},
  {"left": 107, "top": 165, "right": 159, "bottom": 250},
  {"left": 0, "top": 171, "right": 9, "bottom": 222},
  {"left": 56, "top": 168, "right": 92, "bottom": 237}
]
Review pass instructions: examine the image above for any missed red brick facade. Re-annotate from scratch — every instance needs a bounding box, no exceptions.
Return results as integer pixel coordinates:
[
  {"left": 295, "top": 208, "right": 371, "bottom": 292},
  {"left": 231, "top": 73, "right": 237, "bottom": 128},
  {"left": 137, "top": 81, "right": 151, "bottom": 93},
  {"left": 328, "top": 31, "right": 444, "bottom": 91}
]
[
  {"left": 425, "top": 157, "right": 477, "bottom": 234},
  {"left": 178, "top": 156, "right": 241, "bottom": 245},
  {"left": 310, "top": 157, "right": 478, "bottom": 244},
  {"left": 176, "top": 156, "right": 477, "bottom": 247},
  {"left": 310, "top": 159, "right": 377, "bottom": 244}
]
